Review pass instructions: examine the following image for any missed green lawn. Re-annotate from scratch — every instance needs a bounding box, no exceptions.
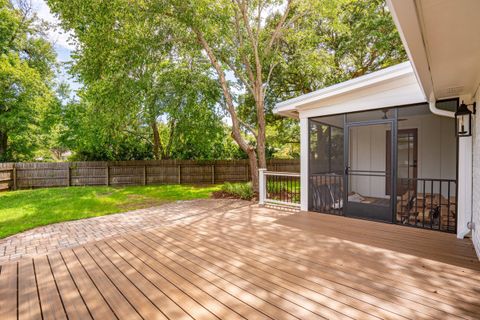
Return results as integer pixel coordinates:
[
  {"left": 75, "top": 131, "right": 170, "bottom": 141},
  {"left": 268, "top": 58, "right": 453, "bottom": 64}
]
[{"left": 0, "top": 184, "right": 221, "bottom": 239}]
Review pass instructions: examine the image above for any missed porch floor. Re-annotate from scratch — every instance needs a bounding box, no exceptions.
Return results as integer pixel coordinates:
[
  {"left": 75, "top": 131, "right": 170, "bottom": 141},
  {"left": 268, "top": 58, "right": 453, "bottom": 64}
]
[{"left": 1, "top": 199, "right": 479, "bottom": 319}]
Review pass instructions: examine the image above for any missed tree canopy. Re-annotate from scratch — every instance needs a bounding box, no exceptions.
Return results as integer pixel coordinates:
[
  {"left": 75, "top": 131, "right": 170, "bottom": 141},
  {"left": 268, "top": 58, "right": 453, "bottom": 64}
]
[
  {"left": 1, "top": 0, "right": 407, "bottom": 171},
  {"left": 0, "top": 0, "right": 57, "bottom": 161}
]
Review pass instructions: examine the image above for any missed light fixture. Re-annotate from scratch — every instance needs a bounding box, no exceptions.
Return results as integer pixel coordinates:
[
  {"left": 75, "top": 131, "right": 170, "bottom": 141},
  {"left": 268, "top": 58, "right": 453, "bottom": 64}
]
[{"left": 455, "top": 101, "right": 476, "bottom": 137}]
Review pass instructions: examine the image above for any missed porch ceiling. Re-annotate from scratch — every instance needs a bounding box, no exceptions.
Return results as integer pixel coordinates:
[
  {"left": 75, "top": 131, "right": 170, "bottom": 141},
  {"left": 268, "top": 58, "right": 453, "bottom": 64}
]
[{"left": 388, "top": 0, "right": 480, "bottom": 101}]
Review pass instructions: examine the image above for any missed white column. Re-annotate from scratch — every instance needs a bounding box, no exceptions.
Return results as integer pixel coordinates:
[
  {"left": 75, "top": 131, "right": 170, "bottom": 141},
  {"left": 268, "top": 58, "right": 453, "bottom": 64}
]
[
  {"left": 300, "top": 117, "right": 309, "bottom": 211},
  {"left": 473, "top": 90, "right": 480, "bottom": 257},
  {"left": 258, "top": 168, "right": 266, "bottom": 206},
  {"left": 457, "top": 136, "right": 473, "bottom": 239}
]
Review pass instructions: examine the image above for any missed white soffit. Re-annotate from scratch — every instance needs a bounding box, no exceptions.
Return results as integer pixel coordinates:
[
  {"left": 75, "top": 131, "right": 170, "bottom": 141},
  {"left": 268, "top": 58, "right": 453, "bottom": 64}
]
[
  {"left": 274, "top": 61, "right": 425, "bottom": 118},
  {"left": 388, "top": 0, "right": 480, "bottom": 100}
]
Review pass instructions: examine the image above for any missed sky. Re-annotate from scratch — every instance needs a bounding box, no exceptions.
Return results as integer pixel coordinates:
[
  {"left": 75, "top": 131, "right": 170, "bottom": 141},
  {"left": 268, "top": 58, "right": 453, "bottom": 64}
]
[{"left": 31, "top": 0, "right": 81, "bottom": 96}]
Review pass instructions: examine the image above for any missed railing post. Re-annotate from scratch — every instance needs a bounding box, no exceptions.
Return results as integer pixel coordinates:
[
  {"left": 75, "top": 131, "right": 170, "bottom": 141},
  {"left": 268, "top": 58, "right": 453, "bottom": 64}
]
[{"left": 258, "top": 168, "right": 267, "bottom": 206}]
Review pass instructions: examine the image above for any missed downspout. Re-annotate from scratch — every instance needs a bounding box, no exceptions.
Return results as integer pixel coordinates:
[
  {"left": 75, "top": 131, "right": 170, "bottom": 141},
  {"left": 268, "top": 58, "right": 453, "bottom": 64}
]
[
  {"left": 430, "top": 100, "right": 474, "bottom": 237},
  {"left": 428, "top": 100, "right": 454, "bottom": 118}
]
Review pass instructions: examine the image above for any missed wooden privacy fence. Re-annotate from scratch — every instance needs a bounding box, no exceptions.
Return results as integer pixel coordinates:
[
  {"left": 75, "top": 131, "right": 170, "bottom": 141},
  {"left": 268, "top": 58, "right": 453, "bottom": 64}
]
[{"left": 0, "top": 160, "right": 299, "bottom": 191}]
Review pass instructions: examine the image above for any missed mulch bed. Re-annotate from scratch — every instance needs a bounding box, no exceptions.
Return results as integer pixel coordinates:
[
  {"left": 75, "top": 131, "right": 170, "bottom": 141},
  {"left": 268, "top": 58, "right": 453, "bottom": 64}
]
[{"left": 211, "top": 191, "right": 256, "bottom": 201}]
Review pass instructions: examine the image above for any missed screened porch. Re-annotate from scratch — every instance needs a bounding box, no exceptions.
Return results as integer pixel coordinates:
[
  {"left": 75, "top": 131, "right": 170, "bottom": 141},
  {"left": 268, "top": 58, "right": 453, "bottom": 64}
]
[{"left": 309, "top": 102, "right": 458, "bottom": 232}]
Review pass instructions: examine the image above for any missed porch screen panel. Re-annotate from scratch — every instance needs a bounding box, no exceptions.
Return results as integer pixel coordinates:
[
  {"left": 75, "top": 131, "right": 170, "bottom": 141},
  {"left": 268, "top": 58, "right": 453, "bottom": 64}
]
[
  {"left": 396, "top": 103, "right": 457, "bottom": 232},
  {"left": 309, "top": 115, "right": 344, "bottom": 213},
  {"left": 346, "top": 123, "right": 392, "bottom": 222}
]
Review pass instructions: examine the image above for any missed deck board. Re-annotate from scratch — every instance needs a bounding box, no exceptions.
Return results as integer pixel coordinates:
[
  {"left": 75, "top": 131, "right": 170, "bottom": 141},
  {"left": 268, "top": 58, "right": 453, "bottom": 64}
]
[
  {"left": 0, "top": 262, "right": 18, "bottom": 320},
  {"left": 1, "top": 202, "right": 480, "bottom": 320},
  {"left": 132, "top": 233, "right": 322, "bottom": 320},
  {"left": 182, "top": 222, "right": 480, "bottom": 315},
  {"left": 34, "top": 255, "right": 67, "bottom": 319},
  {"left": 72, "top": 247, "right": 142, "bottom": 320},
  {"left": 60, "top": 249, "right": 116, "bottom": 319},
  {"left": 47, "top": 253, "right": 92, "bottom": 320},
  {"left": 110, "top": 238, "right": 217, "bottom": 320},
  {"left": 18, "top": 260, "right": 42, "bottom": 320},
  {"left": 164, "top": 222, "right": 473, "bottom": 320},
  {"left": 104, "top": 239, "right": 267, "bottom": 320},
  {"left": 98, "top": 240, "right": 193, "bottom": 320},
  {"left": 140, "top": 230, "right": 377, "bottom": 319}
]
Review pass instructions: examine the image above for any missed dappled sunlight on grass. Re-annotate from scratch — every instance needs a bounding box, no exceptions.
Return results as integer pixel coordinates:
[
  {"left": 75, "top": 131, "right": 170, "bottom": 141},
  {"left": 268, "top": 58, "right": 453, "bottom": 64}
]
[{"left": 0, "top": 184, "right": 221, "bottom": 238}]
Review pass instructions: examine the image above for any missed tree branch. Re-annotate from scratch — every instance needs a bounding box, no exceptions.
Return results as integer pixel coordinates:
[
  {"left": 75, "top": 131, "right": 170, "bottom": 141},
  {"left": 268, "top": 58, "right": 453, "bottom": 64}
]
[
  {"left": 193, "top": 28, "right": 254, "bottom": 153},
  {"left": 221, "top": 55, "right": 254, "bottom": 95},
  {"left": 265, "top": 0, "right": 292, "bottom": 54}
]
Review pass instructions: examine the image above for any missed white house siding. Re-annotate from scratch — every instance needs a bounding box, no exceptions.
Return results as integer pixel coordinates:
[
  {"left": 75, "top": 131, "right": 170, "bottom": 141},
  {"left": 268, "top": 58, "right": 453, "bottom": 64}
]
[
  {"left": 349, "top": 124, "right": 389, "bottom": 198},
  {"left": 473, "top": 89, "right": 480, "bottom": 257},
  {"left": 399, "top": 115, "right": 456, "bottom": 180},
  {"left": 349, "top": 114, "right": 456, "bottom": 199}
]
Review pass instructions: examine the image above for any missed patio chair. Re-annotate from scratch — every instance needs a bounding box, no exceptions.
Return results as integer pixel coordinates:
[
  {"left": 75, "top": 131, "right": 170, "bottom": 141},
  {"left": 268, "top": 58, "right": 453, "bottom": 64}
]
[
  {"left": 398, "top": 194, "right": 418, "bottom": 224},
  {"left": 328, "top": 183, "right": 343, "bottom": 210},
  {"left": 311, "top": 182, "right": 343, "bottom": 213},
  {"left": 311, "top": 183, "right": 333, "bottom": 211},
  {"left": 429, "top": 205, "right": 441, "bottom": 227}
]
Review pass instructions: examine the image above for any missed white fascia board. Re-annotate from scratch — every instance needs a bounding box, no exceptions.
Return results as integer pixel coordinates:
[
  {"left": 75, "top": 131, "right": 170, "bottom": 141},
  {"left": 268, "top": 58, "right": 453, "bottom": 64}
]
[
  {"left": 387, "top": 0, "right": 433, "bottom": 102},
  {"left": 297, "top": 69, "right": 424, "bottom": 119},
  {"left": 274, "top": 61, "right": 414, "bottom": 117}
]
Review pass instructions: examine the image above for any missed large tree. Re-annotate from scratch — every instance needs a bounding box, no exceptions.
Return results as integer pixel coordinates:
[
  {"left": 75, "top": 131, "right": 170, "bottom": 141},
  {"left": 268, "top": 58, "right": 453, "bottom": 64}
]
[
  {"left": 264, "top": 0, "right": 407, "bottom": 159},
  {"left": 47, "top": 0, "right": 406, "bottom": 187},
  {"left": 0, "top": 0, "right": 57, "bottom": 161},
  {"left": 47, "top": 0, "right": 231, "bottom": 161},
  {"left": 144, "top": 0, "right": 314, "bottom": 189},
  {"left": 154, "top": 0, "right": 406, "bottom": 189}
]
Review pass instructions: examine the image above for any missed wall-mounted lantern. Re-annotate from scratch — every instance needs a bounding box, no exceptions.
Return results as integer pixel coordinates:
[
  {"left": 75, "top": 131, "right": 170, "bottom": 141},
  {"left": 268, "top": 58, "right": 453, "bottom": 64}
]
[{"left": 455, "top": 101, "right": 476, "bottom": 137}]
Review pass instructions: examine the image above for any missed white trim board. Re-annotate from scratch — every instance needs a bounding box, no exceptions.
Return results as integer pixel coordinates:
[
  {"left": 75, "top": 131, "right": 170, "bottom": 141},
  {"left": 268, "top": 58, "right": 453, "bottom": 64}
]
[{"left": 274, "top": 62, "right": 425, "bottom": 119}]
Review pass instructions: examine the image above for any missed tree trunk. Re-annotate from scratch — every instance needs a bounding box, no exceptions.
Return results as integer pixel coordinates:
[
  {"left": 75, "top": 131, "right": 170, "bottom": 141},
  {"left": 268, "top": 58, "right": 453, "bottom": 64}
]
[
  {"left": 247, "top": 148, "right": 259, "bottom": 192},
  {"left": 195, "top": 29, "right": 261, "bottom": 192},
  {"left": 255, "top": 86, "right": 267, "bottom": 170},
  {"left": 151, "top": 121, "right": 161, "bottom": 160},
  {"left": 0, "top": 131, "right": 7, "bottom": 160}
]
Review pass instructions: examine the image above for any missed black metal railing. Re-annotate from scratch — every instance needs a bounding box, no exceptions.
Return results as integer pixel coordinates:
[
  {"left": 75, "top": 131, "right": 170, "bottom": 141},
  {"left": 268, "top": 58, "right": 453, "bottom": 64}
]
[
  {"left": 396, "top": 178, "right": 457, "bottom": 233},
  {"left": 264, "top": 172, "right": 301, "bottom": 206},
  {"left": 309, "top": 174, "right": 457, "bottom": 233},
  {"left": 309, "top": 174, "right": 343, "bottom": 215}
]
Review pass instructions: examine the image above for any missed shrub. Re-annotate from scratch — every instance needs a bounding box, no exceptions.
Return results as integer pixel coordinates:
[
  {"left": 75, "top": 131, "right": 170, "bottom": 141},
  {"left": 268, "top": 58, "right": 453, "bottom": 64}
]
[{"left": 221, "top": 182, "right": 254, "bottom": 200}]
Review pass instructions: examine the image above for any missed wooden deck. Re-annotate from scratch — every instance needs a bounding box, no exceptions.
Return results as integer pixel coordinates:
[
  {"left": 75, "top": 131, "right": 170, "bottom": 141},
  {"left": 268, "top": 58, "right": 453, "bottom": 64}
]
[{"left": 1, "top": 201, "right": 479, "bottom": 319}]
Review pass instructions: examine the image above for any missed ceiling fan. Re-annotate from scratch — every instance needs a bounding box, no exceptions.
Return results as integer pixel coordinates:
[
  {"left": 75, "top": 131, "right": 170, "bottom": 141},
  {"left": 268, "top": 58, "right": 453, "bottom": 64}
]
[{"left": 381, "top": 108, "right": 407, "bottom": 121}]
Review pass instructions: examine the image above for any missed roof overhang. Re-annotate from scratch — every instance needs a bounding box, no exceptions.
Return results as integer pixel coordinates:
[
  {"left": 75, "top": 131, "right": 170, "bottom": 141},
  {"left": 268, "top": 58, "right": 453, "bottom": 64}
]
[
  {"left": 274, "top": 62, "right": 425, "bottom": 119},
  {"left": 387, "top": 0, "right": 480, "bottom": 102}
]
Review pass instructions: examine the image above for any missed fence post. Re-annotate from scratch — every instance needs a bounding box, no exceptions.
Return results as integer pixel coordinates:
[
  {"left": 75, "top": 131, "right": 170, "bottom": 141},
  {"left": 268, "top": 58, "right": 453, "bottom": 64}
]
[
  {"left": 258, "top": 168, "right": 267, "bottom": 206},
  {"left": 106, "top": 165, "right": 110, "bottom": 186},
  {"left": 177, "top": 164, "right": 181, "bottom": 184},
  {"left": 211, "top": 164, "right": 215, "bottom": 184},
  {"left": 143, "top": 165, "right": 147, "bottom": 185},
  {"left": 12, "top": 164, "right": 17, "bottom": 191},
  {"left": 67, "top": 165, "right": 71, "bottom": 187}
]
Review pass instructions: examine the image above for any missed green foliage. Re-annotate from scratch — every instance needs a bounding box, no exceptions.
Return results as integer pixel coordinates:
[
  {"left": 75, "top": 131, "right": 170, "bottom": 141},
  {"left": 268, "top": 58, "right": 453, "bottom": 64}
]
[
  {"left": 0, "top": 184, "right": 220, "bottom": 238},
  {"left": 47, "top": 0, "right": 234, "bottom": 161},
  {"left": 0, "top": 0, "right": 407, "bottom": 163},
  {"left": 0, "top": 0, "right": 58, "bottom": 161},
  {"left": 264, "top": 0, "right": 407, "bottom": 158},
  {"left": 221, "top": 182, "right": 254, "bottom": 200}
]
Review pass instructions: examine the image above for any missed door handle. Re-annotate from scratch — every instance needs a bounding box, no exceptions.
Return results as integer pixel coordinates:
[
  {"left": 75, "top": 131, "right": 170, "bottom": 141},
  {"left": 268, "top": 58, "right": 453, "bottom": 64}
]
[{"left": 345, "top": 166, "right": 350, "bottom": 175}]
